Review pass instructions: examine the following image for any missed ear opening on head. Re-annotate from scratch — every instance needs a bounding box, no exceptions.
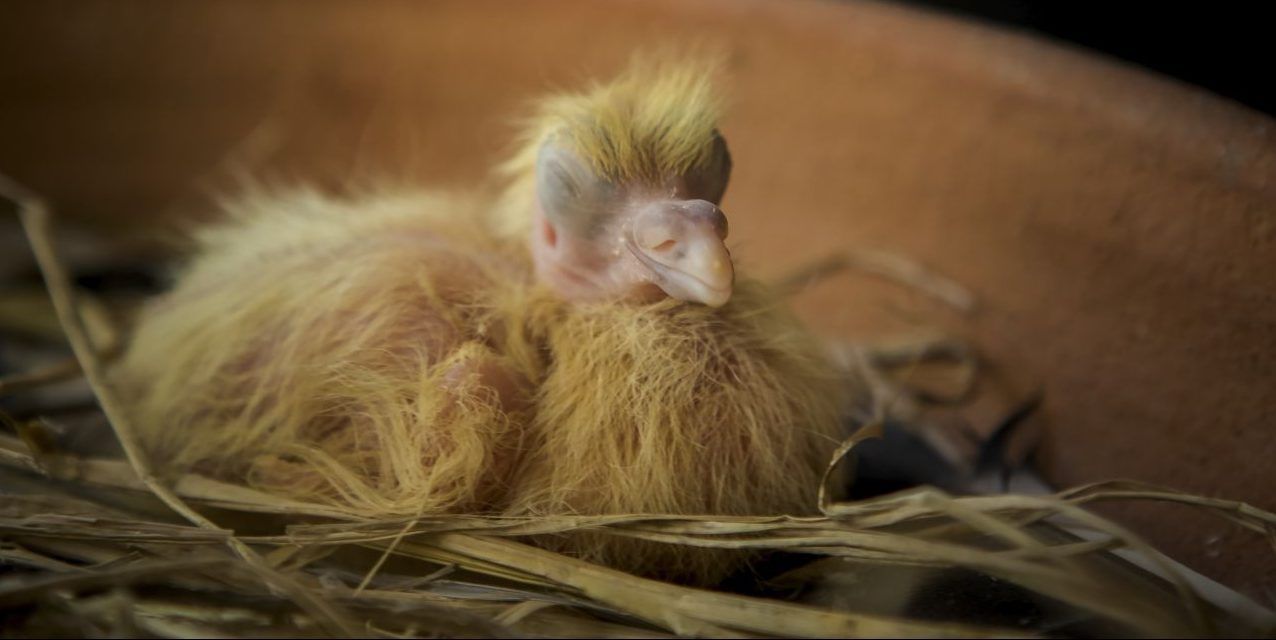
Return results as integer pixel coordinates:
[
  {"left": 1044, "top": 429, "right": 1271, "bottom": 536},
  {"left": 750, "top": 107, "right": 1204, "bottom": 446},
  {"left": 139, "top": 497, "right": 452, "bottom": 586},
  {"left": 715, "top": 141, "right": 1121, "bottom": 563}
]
[{"left": 540, "top": 216, "right": 558, "bottom": 249}]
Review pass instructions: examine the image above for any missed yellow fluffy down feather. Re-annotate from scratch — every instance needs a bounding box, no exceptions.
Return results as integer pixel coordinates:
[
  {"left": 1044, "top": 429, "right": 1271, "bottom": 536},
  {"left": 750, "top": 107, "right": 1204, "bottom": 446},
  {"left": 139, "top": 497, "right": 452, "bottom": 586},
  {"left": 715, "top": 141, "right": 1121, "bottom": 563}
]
[
  {"left": 115, "top": 187, "right": 849, "bottom": 583},
  {"left": 115, "top": 57, "right": 853, "bottom": 585}
]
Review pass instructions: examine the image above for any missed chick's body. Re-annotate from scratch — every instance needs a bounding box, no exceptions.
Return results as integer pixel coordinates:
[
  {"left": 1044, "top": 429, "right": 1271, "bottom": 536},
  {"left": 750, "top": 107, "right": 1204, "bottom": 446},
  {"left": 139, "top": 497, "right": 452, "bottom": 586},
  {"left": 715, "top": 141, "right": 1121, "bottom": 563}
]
[
  {"left": 116, "top": 58, "right": 850, "bottom": 585},
  {"left": 120, "top": 190, "right": 536, "bottom": 514}
]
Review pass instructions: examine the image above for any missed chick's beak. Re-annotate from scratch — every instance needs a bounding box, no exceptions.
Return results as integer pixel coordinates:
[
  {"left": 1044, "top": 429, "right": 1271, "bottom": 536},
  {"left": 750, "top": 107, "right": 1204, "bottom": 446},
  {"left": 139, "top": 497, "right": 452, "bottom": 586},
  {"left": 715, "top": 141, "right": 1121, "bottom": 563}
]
[{"left": 628, "top": 199, "right": 734, "bottom": 307}]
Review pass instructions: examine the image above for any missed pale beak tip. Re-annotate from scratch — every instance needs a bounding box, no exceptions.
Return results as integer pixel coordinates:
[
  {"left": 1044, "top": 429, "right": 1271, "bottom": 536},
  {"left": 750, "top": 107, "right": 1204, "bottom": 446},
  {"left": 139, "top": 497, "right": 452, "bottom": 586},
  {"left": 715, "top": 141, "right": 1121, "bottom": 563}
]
[{"left": 703, "top": 290, "right": 732, "bottom": 308}]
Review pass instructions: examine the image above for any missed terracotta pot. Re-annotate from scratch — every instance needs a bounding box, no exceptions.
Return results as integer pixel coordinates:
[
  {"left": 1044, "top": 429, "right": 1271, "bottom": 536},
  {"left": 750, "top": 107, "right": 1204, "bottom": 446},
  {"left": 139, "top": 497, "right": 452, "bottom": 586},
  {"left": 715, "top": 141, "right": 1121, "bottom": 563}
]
[{"left": 1, "top": 0, "right": 1272, "bottom": 599}]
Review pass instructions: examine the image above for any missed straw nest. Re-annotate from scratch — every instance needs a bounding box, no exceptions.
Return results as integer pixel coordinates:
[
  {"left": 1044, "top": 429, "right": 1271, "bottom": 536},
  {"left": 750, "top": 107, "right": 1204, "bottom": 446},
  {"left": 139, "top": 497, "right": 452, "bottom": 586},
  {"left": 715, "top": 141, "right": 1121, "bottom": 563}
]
[{"left": 2, "top": 180, "right": 1275, "bottom": 638}]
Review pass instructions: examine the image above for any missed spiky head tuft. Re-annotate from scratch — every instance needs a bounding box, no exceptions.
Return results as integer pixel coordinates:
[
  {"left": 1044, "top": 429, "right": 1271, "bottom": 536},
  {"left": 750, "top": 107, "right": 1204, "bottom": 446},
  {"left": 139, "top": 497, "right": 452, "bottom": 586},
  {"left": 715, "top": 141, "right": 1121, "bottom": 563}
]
[{"left": 503, "top": 52, "right": 726, "bottom": 186}]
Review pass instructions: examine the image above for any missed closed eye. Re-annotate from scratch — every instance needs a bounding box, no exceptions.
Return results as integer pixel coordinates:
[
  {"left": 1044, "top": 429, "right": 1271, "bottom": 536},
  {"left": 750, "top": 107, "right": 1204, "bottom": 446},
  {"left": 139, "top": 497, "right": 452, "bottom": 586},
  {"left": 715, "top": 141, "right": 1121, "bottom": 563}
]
[{"left": 550, "top": 164, "right": 581, "bottom": 201}]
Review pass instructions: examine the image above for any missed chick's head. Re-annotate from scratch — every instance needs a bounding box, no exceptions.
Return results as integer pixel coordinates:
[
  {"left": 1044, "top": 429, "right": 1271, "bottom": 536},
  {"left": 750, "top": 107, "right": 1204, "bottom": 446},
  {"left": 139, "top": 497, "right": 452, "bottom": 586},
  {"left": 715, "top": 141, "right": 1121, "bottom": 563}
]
[{"left": 507, "top": 55, "right": 736, "bottom": 307}]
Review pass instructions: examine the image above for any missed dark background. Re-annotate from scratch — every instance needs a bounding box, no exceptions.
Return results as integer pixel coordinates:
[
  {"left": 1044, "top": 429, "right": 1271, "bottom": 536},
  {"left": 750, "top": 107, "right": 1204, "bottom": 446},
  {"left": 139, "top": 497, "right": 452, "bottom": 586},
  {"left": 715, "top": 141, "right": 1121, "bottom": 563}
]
[{"left": 897, "top": 1, "right": 1275, "bottom": 117}]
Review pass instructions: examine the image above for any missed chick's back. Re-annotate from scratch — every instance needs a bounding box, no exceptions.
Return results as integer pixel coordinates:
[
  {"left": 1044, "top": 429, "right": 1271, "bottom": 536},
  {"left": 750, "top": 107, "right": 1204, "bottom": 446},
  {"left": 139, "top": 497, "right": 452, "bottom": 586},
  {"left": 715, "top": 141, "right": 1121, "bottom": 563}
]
[{"left": 116, "top": 189, "right": 535, "bottom": 514}]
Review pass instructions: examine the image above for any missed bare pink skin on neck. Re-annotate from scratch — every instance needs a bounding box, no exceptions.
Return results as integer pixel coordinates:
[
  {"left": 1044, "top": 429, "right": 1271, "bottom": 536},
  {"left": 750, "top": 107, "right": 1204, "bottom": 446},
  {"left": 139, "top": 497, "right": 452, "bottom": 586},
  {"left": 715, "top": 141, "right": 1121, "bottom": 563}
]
[{"left": 530, "top": 205, "right": 665, "bottom": 304}]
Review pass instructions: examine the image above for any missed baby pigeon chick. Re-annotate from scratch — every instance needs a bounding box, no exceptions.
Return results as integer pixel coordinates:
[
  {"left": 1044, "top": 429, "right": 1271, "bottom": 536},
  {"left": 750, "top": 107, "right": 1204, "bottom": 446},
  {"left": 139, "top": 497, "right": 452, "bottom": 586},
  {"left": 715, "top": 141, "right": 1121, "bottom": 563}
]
[{"left": 116, "top": 56, "right": 850, "bottom": 585}]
